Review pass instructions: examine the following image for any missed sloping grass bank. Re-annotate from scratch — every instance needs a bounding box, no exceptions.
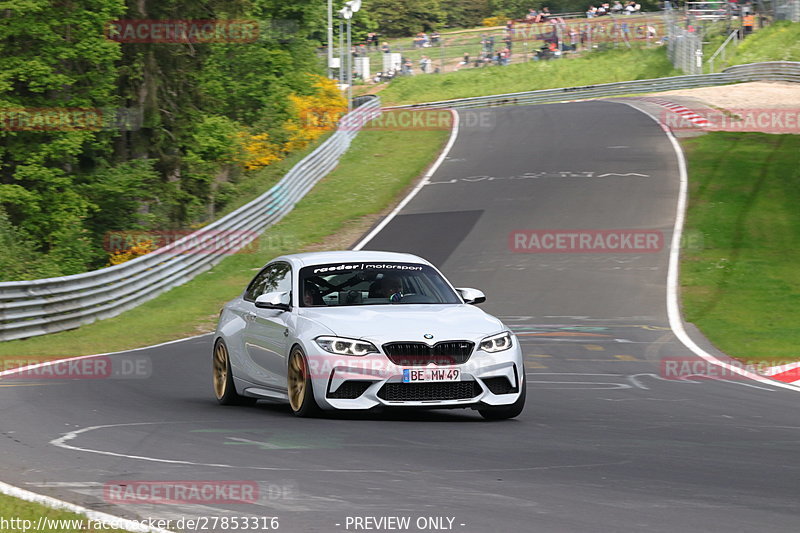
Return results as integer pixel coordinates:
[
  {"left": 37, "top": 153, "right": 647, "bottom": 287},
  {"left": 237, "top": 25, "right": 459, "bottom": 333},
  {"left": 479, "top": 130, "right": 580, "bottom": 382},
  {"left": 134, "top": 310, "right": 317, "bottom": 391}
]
[
  {"left": 0, "top": 124, "right": 450, "bottom": 359},
  {"left": 728, "top": 21, "right": 800, "bottom": 65},
  {"left": 681, "top": 132, "right": 800, "bottom": 364},
  {"left": 379, "top": 46, "right": 680, "bottom": 105}
]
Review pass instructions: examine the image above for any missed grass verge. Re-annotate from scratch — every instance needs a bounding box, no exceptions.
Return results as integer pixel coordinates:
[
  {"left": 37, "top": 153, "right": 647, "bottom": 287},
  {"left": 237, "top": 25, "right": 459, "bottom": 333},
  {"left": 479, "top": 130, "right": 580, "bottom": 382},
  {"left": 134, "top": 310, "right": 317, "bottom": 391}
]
[
  {"left": 0, "top": 124, "right": 450, "bottom": 359},
  {"left": 378, "top": 46, "right": 679, "bottom": 105},
  {"left": 0, "top": 493, "right": 130, "bottom": 532},
  {"left": 728, "top": 21, "right": 800, "bottom": 65},
  {"left": 681, "top": 132, "right": 800, "bottom": 364}
]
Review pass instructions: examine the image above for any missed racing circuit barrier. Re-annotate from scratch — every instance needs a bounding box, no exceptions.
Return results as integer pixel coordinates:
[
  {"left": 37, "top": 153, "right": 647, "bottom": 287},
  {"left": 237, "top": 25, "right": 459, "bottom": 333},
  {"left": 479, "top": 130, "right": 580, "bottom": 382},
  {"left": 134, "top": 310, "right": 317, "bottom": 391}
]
[
  {"left": 3, "top": 61, "right": 799, "bottom": 341},
  {"left": 390, "top": 61, "right": 800, "bottom": 109},
  {"left": 0, "top": 97, "right": 382, "bottom": 341}
]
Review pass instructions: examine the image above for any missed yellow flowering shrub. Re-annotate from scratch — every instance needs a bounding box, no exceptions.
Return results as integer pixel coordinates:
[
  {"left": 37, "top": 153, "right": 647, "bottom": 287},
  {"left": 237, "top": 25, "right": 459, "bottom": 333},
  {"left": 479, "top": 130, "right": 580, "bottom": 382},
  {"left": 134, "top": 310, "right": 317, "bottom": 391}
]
[
  {"left": 232, "top": 75, "right": 347, "bottom": 171},
  {"left": 235, "top": 132, "right": 283, "bottom": 171},
  {"left": 283, "top": 75, "right": 347, "bottom": 152},
  {"left": 482, "top": 16, "right": 506, "bottom": 27},
  {"left": 107, "top": 239, "right": 157, "bottom": 266}
]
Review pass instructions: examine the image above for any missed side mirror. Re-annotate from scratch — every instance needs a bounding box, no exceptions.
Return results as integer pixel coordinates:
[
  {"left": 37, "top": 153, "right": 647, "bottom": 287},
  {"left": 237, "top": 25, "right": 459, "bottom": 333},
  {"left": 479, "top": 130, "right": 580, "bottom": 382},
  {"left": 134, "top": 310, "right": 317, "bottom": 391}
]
[
  {"left": 456, "top": 288, "right": 486, "bottom": 305},
  {"left": 255, "top": 291, "right": 291, "bottom": 311}
]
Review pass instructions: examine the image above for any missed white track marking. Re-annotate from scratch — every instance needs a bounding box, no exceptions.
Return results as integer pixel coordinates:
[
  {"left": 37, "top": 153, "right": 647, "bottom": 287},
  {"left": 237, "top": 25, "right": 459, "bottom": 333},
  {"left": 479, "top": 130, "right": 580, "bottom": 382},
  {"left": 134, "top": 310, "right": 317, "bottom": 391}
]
[
  {"left": 0, "top": 480, "right": 174, "bottom": 533},
  {"left": 50, "top": 421, "right": 632, "bottom": 473},
  {"left": 352, "top": 109, "right": 460, "bottom": 250},
  {"left": 620, "top": 101, "right": 800, "bottom": 393},
  {"left": 0, "top": 336, "right": 210, "bottom": 532}
]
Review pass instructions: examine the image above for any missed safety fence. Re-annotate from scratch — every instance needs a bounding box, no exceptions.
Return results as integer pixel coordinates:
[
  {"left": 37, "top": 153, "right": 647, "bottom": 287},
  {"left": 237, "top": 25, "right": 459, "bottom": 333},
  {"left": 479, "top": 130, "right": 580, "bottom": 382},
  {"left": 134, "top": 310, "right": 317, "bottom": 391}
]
[
  {"left": 333, "top": 13, "right": 676, "bottom": 80},
  {"left": 665, "top": 8, "right": 703, "bottom": 74},
  {"left": 775, "top": 0, "right": 800, "bottom": 21},
  {"left": 0, "top": 97, "right": 381, "bottom": 341}
]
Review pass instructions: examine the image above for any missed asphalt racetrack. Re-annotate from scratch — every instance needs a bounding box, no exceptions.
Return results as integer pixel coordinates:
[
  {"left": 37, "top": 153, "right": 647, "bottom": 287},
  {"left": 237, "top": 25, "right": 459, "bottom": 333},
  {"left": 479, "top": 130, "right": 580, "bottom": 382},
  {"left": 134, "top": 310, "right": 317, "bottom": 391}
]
[{"left": 2, "top": 102, "right": 800, "bottom": 533}]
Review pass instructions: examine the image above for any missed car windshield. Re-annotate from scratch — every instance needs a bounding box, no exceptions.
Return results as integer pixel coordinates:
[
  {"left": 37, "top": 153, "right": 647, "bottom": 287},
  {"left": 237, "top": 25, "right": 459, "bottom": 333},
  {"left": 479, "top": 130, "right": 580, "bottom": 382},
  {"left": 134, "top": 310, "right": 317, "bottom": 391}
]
[{"left": 299, "top": 262, "right": 461, "bottom": 307}]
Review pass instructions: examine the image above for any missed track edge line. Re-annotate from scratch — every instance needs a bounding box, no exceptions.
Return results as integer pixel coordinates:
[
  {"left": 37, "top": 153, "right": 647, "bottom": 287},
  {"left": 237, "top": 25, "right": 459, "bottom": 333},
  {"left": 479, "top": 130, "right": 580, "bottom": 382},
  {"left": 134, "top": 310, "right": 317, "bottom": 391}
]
[{"left": 618, "top": 100, "right": 800, "bottom": 394}]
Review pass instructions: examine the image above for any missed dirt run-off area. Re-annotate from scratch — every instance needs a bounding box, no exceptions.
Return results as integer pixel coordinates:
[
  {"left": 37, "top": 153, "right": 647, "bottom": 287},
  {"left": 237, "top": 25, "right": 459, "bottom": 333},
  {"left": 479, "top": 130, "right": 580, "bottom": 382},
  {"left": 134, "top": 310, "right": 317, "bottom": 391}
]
[{"left": 655, "top": 81, "right": 800, "bottom": 109}]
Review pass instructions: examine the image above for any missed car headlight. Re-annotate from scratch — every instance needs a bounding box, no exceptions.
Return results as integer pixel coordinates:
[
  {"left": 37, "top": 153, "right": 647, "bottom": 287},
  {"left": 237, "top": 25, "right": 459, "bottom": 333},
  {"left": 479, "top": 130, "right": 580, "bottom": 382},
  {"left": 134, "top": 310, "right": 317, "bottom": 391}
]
[
  {"left": 480, "top": 332, "right": 513, "bottom": 353},
  {"left": 315, "top": 336, "right": 378, "bottom": 356}
]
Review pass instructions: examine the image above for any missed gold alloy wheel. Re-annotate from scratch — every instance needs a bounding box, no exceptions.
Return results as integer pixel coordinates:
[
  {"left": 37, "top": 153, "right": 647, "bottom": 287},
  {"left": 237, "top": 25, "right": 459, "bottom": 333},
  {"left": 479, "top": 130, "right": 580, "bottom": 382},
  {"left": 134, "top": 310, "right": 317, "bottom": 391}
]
[
  {"left": 213, "top": 341, "right": 229, "bottom": 400},
  {"left": 288, "top": 350, "right": 307, "bottom": 412}
]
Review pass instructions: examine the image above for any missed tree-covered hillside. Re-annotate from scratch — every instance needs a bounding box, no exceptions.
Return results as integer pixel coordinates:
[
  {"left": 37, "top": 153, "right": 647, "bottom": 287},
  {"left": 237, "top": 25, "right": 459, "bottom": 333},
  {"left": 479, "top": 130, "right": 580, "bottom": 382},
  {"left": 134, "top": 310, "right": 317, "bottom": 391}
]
[{"left": 0, "top": 0, "right": 341, "bottom": 280}]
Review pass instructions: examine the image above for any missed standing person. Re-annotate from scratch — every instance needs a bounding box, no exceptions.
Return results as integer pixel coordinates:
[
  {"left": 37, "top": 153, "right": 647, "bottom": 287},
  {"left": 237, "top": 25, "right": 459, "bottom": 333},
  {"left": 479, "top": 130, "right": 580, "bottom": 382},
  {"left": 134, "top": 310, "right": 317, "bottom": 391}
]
[
  {"left": 742, "top": 13, "right": 755, "bottom": 36},
  {"left": 537, "top": 7, "right": 551, "bottom": 22},
  {"left": 503, "top": 33, "right": 513, "bottom": 51},
  {"left": 381, "top": 41, "right": 390, "bottom": 53},
  {"left": 403, "top": 57, "right": 414, "bottom": 75},
  {"left": 419, "top": 55, "right": 432, "bottom": 73}
]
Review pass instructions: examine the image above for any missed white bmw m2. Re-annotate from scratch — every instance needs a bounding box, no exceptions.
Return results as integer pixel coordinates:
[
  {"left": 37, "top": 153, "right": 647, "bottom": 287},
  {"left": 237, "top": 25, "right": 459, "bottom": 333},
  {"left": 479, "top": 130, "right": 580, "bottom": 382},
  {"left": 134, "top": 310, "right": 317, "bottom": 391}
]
[{"left": 213, "top": 251, "right": 525, "bottom": 419}]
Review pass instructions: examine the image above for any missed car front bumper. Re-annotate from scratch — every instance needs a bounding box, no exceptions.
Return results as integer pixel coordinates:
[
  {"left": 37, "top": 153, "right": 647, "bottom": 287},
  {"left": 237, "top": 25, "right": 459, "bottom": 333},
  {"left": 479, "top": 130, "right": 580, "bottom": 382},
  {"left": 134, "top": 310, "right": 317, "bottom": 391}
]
[{"left": 307, "top": 346, "right": 524, "bottom": 411}]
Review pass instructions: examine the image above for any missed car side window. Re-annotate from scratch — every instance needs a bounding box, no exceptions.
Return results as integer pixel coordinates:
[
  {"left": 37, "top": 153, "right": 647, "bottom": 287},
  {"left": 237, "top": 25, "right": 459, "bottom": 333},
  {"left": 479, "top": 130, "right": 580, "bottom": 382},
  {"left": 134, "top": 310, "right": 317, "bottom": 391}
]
[{"left": 244, "top": 262, "right": 292, "bottom": 303}]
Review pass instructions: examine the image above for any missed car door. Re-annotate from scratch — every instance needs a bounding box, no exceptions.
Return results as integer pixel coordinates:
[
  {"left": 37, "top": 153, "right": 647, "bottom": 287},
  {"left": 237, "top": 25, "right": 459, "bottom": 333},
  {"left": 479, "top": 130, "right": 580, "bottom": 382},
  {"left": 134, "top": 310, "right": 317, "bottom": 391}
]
[{"left": 242, "top": 262, "right": 293, "bottom": 390}]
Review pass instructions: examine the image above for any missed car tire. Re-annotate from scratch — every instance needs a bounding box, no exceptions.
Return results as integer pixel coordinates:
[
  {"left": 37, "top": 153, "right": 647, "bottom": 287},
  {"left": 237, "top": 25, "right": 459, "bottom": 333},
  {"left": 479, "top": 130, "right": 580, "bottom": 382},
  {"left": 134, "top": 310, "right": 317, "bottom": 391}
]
[
  {"left": 287, "top": 346, "right": 322, "bottom": 418},
  {"left": 478, "top": 376, "right": 526, "bottom": 420},
  {"left": 213, "top": 338, "right": 257, "bottom": 406}
]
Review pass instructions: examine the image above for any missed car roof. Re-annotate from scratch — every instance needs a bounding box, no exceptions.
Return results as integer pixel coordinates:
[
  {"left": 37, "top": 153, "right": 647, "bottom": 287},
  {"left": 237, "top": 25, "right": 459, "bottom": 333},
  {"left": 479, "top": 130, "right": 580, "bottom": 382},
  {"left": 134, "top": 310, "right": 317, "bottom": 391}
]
[{"left": 273, "top": 250, "right": 432, "bottom": 268}]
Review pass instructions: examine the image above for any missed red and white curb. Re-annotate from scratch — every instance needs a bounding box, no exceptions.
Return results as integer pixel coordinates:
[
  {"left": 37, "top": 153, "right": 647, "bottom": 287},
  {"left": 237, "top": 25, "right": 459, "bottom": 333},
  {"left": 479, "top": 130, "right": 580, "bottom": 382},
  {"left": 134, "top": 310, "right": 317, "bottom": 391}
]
[
  {"left": 636, "top": 97, "right": 711, "bottom": 127},
  {"left": 762, "top": 362, "right": 800, "bottom": 385}
]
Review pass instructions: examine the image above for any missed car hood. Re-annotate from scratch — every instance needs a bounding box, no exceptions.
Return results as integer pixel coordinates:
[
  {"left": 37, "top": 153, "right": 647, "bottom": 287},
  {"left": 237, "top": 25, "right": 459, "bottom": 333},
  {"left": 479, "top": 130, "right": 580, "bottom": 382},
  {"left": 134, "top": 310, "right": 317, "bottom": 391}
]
[{"left": 298, "top": 304, "right": 505, "bottom": 343}]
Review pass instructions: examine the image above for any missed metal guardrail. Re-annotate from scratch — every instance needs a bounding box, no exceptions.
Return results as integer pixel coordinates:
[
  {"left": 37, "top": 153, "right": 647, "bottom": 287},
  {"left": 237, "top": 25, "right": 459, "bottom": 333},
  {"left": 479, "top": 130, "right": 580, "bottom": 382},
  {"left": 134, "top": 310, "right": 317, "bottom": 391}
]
[
  {"left": 722, "top": 61, "right": 800, "bottom": 82},
  {"left": 390, "top": 61, "right": 800, "bottom": 110},
  {"left": 3, "top": 61, "right": 799, "bottom": 341},
  {"left": 0, "top": 97, "right": 381, "bottom": 341}
]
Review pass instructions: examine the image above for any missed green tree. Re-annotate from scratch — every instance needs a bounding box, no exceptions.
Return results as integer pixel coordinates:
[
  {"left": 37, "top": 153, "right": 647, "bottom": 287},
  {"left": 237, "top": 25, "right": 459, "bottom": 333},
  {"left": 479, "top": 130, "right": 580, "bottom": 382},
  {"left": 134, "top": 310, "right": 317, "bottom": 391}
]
[
  {"left": 0, "top": 0, "right": 341, "bottom": 279},
  {"left": 0, "top": 0, "right": 125, "bottom": 274},
  {"left": 440, "top": 0, "right": 492, "bottom": 28},
  {"left": 360, "top": 0, "right": 446, "bottom": 37}
]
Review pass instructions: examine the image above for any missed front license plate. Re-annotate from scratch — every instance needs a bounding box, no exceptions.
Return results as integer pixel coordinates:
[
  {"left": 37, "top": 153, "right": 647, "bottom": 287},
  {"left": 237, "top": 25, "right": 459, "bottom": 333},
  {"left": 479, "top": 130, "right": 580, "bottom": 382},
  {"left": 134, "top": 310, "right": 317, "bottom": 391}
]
[{"left": 402, "top": 368, "right": 460, "bottom": 383}]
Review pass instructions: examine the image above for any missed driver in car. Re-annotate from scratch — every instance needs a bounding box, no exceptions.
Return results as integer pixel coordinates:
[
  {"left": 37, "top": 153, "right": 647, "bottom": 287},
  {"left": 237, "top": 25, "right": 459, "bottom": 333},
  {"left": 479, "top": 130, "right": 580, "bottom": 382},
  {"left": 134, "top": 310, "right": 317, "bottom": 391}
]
[{"left": 382, "top": 276, "right": 403, "bottom": 302}]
